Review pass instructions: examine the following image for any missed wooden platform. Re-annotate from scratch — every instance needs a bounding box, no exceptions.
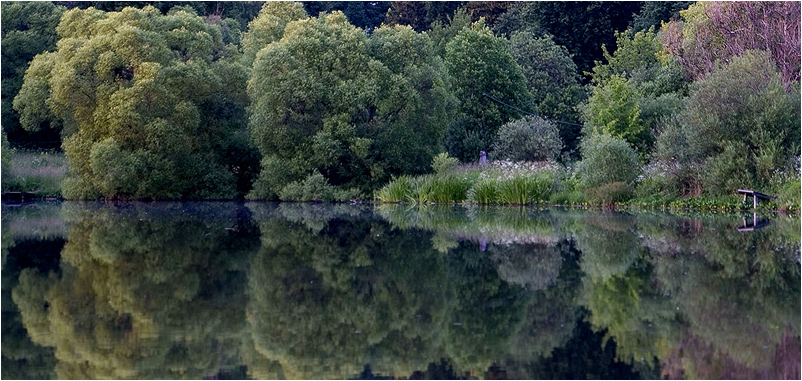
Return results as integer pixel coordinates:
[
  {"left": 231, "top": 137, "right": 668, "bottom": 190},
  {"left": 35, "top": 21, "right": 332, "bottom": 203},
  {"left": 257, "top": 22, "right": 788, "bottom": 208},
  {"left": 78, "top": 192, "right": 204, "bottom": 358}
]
[{"left": 737, "top": 189, "right": 775, "bottom": 208}]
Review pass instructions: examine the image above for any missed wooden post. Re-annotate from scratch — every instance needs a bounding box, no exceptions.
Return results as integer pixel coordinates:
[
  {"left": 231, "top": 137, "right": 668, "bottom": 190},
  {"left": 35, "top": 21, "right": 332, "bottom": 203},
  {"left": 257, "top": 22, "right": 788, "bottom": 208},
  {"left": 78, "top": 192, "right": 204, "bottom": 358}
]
[{"left": 479, "top": 151, "right": 487, "bottom": 165}]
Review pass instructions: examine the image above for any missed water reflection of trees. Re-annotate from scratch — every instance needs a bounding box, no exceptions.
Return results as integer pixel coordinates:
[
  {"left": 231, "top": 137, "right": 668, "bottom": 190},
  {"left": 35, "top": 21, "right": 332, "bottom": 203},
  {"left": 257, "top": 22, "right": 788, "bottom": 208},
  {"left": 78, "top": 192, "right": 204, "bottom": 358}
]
[
  {"left": 10, "top": 202, "right": 260, "bottom": 379},
  {"left": 245, "top": 203, "right": 580, "bottom": 379},
  {"left": 4, "top": 203, "right": 798, "bottom": 379}
]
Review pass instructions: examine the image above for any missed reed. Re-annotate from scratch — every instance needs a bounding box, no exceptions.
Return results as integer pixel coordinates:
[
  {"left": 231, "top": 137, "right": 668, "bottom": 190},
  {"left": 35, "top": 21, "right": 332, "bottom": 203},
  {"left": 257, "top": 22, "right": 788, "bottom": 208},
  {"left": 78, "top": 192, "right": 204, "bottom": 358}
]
[{"left": 376, "top": 175, "right": 414, "bottom": 202}]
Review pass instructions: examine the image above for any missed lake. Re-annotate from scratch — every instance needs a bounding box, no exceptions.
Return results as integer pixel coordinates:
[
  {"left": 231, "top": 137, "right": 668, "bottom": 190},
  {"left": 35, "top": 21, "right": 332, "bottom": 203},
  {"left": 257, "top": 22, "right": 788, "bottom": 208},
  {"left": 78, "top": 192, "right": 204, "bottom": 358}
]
[{"left": 2, "top": 202, "right": 799, "bottom": 379}]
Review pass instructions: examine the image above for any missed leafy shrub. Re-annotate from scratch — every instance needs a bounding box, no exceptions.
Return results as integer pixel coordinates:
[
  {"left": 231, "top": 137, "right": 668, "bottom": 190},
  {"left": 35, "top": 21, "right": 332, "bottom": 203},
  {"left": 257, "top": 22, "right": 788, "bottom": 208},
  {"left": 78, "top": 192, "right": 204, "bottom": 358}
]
[
  {"left": 278, "top": 172, "right": 356, "bottom": 202},
  {"left": 432, "top": 153, "right": 459, "bottom": 174},
  {"left": 775, "top": 179, "right": 801, "bottom": 212},
  {"left": 576, "top": 132, "right": 640, "bottom": 188},
  {"left": 667, "top": 195, "right": 747, "bottom": 211},
  {"left": 549, "top": 190, "right": 584, "bottom": 205},
  {"left": 492, "top": 116, "right": 563, "bottom": 162},
  {"left": 583, "top": 182, "right": 635, "bottom": 205},
  {"left": 703, "top": 140, "right": 754, "bottom": 195}
]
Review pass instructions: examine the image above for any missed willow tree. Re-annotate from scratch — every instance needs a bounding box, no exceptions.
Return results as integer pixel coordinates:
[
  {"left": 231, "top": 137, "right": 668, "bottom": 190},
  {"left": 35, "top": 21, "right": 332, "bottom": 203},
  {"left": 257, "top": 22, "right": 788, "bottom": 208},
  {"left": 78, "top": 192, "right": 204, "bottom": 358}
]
[{"left": 13, "top": 6, "right": 251, "bottom": 199}]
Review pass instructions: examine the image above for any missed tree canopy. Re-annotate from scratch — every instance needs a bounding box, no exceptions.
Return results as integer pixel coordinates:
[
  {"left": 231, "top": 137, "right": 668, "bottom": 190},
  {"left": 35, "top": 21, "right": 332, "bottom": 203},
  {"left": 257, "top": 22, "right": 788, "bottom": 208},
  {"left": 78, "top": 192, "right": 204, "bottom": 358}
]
[{"left": 13, "top": 6, "right": 252, "bottom": 199}]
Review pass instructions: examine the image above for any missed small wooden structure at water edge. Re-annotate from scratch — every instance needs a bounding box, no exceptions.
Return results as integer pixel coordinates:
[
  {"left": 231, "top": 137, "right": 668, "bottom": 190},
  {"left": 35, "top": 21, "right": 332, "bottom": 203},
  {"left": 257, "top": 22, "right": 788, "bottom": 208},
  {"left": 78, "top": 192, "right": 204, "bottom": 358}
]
[{"left": 737, "top": 189, "right": 775, "bottom": 208}]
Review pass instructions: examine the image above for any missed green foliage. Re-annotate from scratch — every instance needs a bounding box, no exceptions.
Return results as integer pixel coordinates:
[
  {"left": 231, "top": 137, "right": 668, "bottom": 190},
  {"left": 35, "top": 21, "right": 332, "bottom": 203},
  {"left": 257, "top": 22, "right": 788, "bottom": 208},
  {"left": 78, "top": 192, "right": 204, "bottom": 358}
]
[
  {"left": 376, "top": 175, "right": 414, "bottom": 202},
  {"left": 1, "top": 2, "right": 65, "bottom": 147},
  {"left": 428, "top": 8, "right": 473, "bottom": 57},
  {"left": 582, "top": 75, "right": 644, "bottom": 149},
  {"left": 496, "top": 174, "right": 553, "bottom": 205},
  {"left": 248, "top": 13, "right": 454, "bottom": 198},
  {"left": 775, "top": 178, "right": 801, "bottom": 212},
  {"left": 548, "top": 190, "right": 585, "bottom": 205},
  {"left": 583, "top": 182, "right": 635, "bottom": 205},
  {"left": 241, "top": 2, "right": 307, "bottom": 66},
  {"left": 509, "top": 32, "right": 585, "bottom": 151},
  {"left": 655, "top": 50, "right": 800, "bottom": 194},
  {"left": 444, "top": 20, "right": 531, "bottom": 162},
  {"left": 367, "top": 25, "right": 456, "bottom": 180},
  {"left": 577, "top": 133, "right": 640, "bottom": 188},
  {"left": 13, "top": 6, "right": 250, "bottom": 199},
  {"left": 1, "top": 129, "right": 12, "bottom": 191},
  {"left": 493, "top": 2, "right": 644, "bottom": 81},
  {"left": 467, "top": 178, "right": 500, "bottom": 204},
  {"left": 432, "top": 152, "right": 459, "bottom": 174},
  {"left": 404, "top": 174, "right": 473, "bottom": 204},
  {"left": 492, "top": 116, "right": 563, "bottom": 162},
  {"left": 278, "top": 172, "right": 357, "bottom": 202},
  {"left": 629, "top": 2, "right": 694, "bottom": 33}
]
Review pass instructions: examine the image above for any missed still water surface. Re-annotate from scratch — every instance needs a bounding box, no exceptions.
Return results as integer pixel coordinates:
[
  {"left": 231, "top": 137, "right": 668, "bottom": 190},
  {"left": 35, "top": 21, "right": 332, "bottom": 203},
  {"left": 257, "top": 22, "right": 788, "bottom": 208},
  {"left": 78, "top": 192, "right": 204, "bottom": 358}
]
[{"left": 2, "top": 202, "right": 799, "bottom": 379}]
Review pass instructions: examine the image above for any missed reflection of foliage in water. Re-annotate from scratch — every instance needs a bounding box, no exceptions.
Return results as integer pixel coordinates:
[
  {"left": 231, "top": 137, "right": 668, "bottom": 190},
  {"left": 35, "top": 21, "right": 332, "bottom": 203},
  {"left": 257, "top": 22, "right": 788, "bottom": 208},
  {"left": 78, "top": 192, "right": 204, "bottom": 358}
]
[
  {"left": 578, "top": 211, "right": 800, "bottom": 377},
  {"left": 246, "top": 206, "right": 452, "bottom": 379},
  {"left": 2, "top": 243, "right": 59, "bottom": 379},
  {"left": 4, "top": 202, "right": 797, "bottom": 379},
  {"left": 246, "top": 203, "right": 580, "bottom": 378},
  {"left": 645, "top": 215, "right": 800, "bottom": 374},
  {"left": 11, "top": 202, "right": 259, "bottom": 379},
  {"left": 376, "top": 203, "right": 563, "bottom": 246}
]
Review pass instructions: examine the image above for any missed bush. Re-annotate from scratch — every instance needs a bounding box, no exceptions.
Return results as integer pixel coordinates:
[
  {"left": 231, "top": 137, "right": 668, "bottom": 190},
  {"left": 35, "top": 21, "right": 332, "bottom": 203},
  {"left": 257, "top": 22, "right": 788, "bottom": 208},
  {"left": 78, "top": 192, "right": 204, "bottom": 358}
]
[
  {"left": 278, "top": 172, "right": 356, "bottom": 202},
  {"left": 432, "top": 153, "right": 459, "bottom": 174},
  {"left": 583, "top": 182, "right": 635, "bottom": 205},
  {"left": 549, "top": 190, "right": 584, "bottom": 205},
  {"left": 576, "top": 132, "right": 640, "bottom": 188},
  {"left": 775, "top": 179, "right": 801, "bottom": 213},
  {"left": 492, "top": 116, "right": 563, "bottom": 162}
]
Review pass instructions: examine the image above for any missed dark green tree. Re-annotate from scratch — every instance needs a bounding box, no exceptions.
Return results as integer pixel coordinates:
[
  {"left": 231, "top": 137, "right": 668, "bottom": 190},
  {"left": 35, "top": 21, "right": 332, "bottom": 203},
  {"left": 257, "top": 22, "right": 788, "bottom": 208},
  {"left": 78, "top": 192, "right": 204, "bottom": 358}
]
[
  {"left": 629, "top": 1, "right": 693, "bottom": 33},
  {"left": 302, "top": 1, "right": 391, "bottom": 31},
  {"left": 248, "top": 12, "right": 454, "bottom": 199},
  {"left": 1, "top": 2, "right": 65, "bottom": 149},
  {"left": 443, "top": 20, "right": 530, "bottom": 162},
  {"left": 493, "top": 2, "right": 644, "bottom": 83},
  {"left": 509, "top": 31, "right": 585, "bottom": 152}
]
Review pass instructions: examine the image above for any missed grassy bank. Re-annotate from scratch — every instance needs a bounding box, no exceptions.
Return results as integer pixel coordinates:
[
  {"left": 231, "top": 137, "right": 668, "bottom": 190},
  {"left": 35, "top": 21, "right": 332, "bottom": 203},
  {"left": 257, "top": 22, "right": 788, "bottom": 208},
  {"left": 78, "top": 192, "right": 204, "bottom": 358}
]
[
  {"left": 376, "top": 159, "right": 800, "bottom": 213},
  {"left": 1, "top": 150, "right": 66, "bottom": 198}
]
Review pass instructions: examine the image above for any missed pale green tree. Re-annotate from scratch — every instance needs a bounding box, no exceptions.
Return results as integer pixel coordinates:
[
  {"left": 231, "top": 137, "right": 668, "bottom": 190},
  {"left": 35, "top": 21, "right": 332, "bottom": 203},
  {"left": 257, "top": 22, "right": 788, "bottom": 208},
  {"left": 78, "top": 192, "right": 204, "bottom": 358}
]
[
  {"left": 13, "top": 6, "right": 251, "bottom": 199},
  {"left": 240, "top": 1, "right": 308, "bottom": 66}
]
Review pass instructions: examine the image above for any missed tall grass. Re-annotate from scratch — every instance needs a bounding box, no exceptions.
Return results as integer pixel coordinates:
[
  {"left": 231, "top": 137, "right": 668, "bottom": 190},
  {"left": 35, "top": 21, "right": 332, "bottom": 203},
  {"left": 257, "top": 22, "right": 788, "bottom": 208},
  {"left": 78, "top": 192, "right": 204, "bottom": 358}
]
[
  {"left": 376, "top": 175, "right": 414, "bottom": 202},
  {"left": 467, "top": 178, "right": 499, "bottom": 204},
  {"left": 378, "top": 163, "right": 555, "bottom": 205},
  {"left": 2, "top": 150, "right": 66, "bottom": 197},
  {"left": 496, "top": 173, "right": 553, "bottom": 204}
]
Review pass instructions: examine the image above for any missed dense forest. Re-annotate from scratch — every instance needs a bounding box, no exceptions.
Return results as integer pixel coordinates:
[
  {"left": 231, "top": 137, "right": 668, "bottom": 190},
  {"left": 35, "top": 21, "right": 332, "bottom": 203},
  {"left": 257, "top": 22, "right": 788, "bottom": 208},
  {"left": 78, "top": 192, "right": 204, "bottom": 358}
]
[{"left": 2, "top": 1, "right": 800, "bottom": 205}]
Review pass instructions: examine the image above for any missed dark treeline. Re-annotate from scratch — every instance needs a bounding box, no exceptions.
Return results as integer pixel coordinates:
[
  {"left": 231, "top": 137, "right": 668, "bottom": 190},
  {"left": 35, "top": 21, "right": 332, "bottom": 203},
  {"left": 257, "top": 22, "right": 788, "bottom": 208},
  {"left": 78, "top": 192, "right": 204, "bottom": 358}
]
[{"left": 2, "top": 1, "right": 799, "bottom": 202}]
